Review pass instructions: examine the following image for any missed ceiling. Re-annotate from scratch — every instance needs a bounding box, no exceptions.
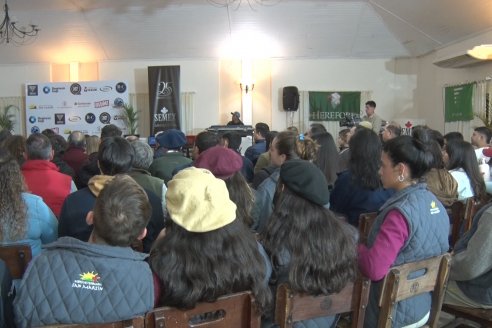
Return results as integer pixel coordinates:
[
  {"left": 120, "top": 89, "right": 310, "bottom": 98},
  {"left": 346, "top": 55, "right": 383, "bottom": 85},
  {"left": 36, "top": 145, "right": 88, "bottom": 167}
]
[{"left": 1, "top": 0, "right": 492, "bottom": 65}]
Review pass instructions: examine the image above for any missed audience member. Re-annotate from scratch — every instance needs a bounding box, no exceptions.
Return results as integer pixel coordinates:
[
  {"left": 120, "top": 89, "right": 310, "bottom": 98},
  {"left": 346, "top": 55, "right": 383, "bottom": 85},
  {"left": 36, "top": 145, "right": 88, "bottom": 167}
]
[
  {"left": 359, "top": 135, "right": 449, "bottom": 327},
  {"left": 306, "top": 123, "right": 326, "bottom": 138},
  {"left": 337, "top": 128, "right": 351, "bottom": 172},
  {"left": 85, "top": 135, "right": 100, "bottom": 155},
  {"left": 312, "top": 131, "right": 339, "bottom": 188},
  {"left": 261, "top": 159, "right": 356, "bottom": 327},
  {"left": 0, "top": 150, "right": 57, "bottom": 256},
  {"left": 171, "top": 130, "right": 219, "bottom": 176},
  {"left": 14, "top": 175, "right": 154, "bottom": 326},
  {"left": 21, "top": 133, "right": 75, "bottom": 217},
  {"left": 443, "top": 131, "right": 464, "bottom": 147},
  {"left": 150, "top": 168, "right": 271, "bottom": 312},
  {"left": 330, "top": 128, "right": 394, "bottom": 226},
  {"left": 0, "top": 129, "right": 12, "bottom": 147},
  {"left": 49, "top": 134, "right": 75, "bottom": 177},
  {"left": 245, "top": 122, "right": 270, "bottom": 165},
  {"left": 59, "top": 137, "right": 165, "bottom": 252},
  {"left": 195, "top": 146, "right": 254, "bottom": 227},
  {"left": 221, "top": 131, "right": 254, "bottom": 183},
  {"left": 381, "top": 121, "right": 401, "bottom": 142},
  {"left": 362, "top": 100, "right": 383, "bottom": 134},
  {"left": 471, "top": 126, "right": 492, "bottom": 162},
  {"left": 253, "top": 131, "right": 278, "bottom": 184},
  {"left": 149, "top": 129, "right": 191, "bottom": 184},
  {"left": 444, "top": 140, "right": 486, "bottom": 201},
  {"left": 63, "top": 131, "right": 88, "bottom": 174},
  {"left": 3, "top": 134, "right": 26, "bottom": 166}
]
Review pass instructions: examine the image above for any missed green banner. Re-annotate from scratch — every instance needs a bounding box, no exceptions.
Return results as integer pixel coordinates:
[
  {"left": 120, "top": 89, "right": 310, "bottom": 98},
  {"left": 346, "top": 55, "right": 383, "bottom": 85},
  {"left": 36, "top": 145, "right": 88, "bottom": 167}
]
[
  {"left": 444, "top": 83, "right": 474, "bottom": 122},
  {"left": 309, "top": 91, "right": 361, "bottom": 121}
]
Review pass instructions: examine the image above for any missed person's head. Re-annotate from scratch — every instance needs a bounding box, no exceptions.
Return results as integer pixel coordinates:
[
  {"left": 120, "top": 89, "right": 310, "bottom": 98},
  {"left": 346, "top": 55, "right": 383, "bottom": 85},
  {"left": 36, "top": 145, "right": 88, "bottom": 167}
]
[
  {"left": 220, "top": 131, "right": 242, "bottom": 152},
  {"left": 41, "top": 129, "right": 56, "bottom": 138},
  {"left": 192, "top": 131, "right": 219, "bottom": 159},
  {"left": 49, "top": 134, "right": 68, "bottom": 157},
  {"left": 3, "top": 135, "right": 26, "bottom": 165},
  {"left": 380, "top": 136, "right": 433, "bottom": 191},
  {"left": 264, "top": 131, "right": 279, "bottom": 152},
  {"left": 254, "top": 122, "right": 270, "bottom": 141},
  {"left": 195, "top": 146, "right": 253, "bottom": 226},
  {"left": 471, "top": 126, "right": 492, "bottom": 148},
  {"left": 412, "top": 127, "right": 445, "bottom": 169},
  {"left": 0, "top": 149, "right": 27, "bottom": 241},
  {"left": 443, "top": 131, "right": 464, "bottom": 147},
  {"left": 365, "top": 100, "right": 376, "bottom": 117},
  {"left": 349, "top": 128, "right": 383, "bottom": 189},
  {"left": 67, "top": 131, "right": 86, "bottom": 149},
  {"left": 151, "top": 167, "right": 271, "bottom": 311},
  {"left": 270, "top": 131, "right": 319, "bottom": 167},
  {"left": 286, "top": 126, "right": 299, "bottom": 134},
  {"left": 100, "top": 124, "right": 122, "bottom": 139},
  {"left": 88, "top": 174, "right": 151, "bottom": 247},
  {"left": 338, "top": 128, "right": 351, "bottom": 149},
  {"left": 445, "top": 140, "right": 486, "bottom": 200},
  {"left": 381, "top": 122, "right": 401, "bottom": 142},
  {"left": 155, "top": 129, "right": 186, "bottom": 150},
  {"left": 85, "top": 135, "right": 100, "bottom": 155},
  {"left": 26, "top": 133, "right": 53, "bottom": 160},
  {"left": 230, "top": 111, "right": 241, "bottom": 124},
  {"left": 98, "top": 137, "right": 134, "bottom": 175},
  {"left": 307, "top": 123, "right": 327, "bottom": 138},
  {"left": 311, "top": 132, "right": 339, "bottom": 186},
  {"left": 131, "top": 140, "right": 154, "bottom": 170},
  {"left": 262, "top": 159, "right": 356, "bottom": 295}
]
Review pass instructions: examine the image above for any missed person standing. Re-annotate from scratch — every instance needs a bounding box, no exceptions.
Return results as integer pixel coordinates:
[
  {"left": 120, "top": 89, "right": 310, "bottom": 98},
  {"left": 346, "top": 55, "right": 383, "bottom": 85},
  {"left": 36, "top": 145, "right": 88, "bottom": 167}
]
[{"left": 362, "top": 100, "right": 383, "bottom": 134}]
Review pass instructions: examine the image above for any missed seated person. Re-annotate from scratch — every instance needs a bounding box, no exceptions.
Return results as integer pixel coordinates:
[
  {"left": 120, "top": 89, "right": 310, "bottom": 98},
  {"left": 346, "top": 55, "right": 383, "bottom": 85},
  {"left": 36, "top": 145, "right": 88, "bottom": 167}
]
[
  {"left": 245, "top": 122, "right": 270, "bottom": 166},
  {"left": 14, "top": 175, "right": 155, "bottom": 327},
  {"left": 59, "top": 137, "right": 165, "bottom": 253},
  {"left": 444, "top": 203, "right": 492, "bottom": 309}
]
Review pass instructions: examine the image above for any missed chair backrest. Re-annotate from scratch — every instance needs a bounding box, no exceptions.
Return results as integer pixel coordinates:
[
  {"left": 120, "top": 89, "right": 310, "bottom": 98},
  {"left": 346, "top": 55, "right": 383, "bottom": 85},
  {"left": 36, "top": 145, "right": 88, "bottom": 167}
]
[
  {"left": 145, "top": 291, "right": 260, "bottom": 328},
  {"left": 447, "top": 199, "right": 466, "bottom": 247},
  {"left": 274, "top": 276, "right": 371, "bottom": 328},
  {"left": 377, "top": 253, "right": 452, "bottom": 328},
  {"left": 358, "top": 212, "right": 377, "bottom": 245},
  {"left": 38, "top": 316, "right": 145, "bottom": 327},
  {"left": 0, "top": 244, "right": 32, "bottom": 279}
]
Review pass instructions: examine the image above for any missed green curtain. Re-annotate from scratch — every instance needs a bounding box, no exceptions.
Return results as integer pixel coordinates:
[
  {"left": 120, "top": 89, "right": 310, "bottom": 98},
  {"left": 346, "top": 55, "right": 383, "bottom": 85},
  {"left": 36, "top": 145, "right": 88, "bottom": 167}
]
[
  {"left": 309, "top": 91, "right": 360, "bottom": 121},
  {"left": 445, "top": 83, "right": 474, "bottom": 122}
]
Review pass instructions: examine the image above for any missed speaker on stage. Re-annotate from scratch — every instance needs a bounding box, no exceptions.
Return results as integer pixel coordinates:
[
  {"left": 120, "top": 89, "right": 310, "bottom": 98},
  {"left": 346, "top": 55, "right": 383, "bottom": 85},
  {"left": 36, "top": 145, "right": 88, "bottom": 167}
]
[{"left": 283, "top": 86, "right": 299, "bottom": 111}]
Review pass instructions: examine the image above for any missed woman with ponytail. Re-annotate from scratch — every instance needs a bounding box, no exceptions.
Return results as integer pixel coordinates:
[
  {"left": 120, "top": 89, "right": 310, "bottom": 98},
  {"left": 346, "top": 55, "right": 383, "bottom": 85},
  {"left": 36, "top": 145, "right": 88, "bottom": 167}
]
[{"left": 358, "top": 136, "right": 450, "bottom": 327}]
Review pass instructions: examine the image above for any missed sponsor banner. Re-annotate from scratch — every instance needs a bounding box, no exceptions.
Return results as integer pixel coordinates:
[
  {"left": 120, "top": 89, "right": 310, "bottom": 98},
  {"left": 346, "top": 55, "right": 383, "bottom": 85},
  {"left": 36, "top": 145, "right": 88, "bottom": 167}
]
[
  {"left": 25, "top": 81, "right": 129, "bottom": 137},
  {"left": 445, "top": 83, "right": 474, "bottom": 122},
  {"left": 309, "top": 91, "right": 361, "bottom": 121},
  {"left": 148, "top": 66, "right": 181, "bottom": 134}
]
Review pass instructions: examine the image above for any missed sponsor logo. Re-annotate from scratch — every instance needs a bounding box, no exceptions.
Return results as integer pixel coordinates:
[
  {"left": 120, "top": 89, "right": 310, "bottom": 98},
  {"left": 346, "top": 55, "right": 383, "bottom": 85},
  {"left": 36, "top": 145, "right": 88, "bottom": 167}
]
[
  {"left": 113, "top": 98, "right": 124, "bottom": 107},
  {"left": 39, "top": 105, "right": 54, "bottom": 110},
  {"left": 68, "top": 116, "right": 81, "bottom": 122},
  {"left": 37, "top": 116, "right": 51, "bottom": 123},
  {"left": 158, "top": 82, "right": 173, "bottom": 97},
  {"left": 52, "top": 87, "right": 66, "bottom": 93},
  {"left": 99, "top": 112, "right": 111, "bottom": 124},
  {"left": 115, "top": 82, "right": 127, "bottom": 93},
  {"left": 74, "top": 102, "right": 91, "bottom": 107},
  {"left": 154, "top": 107, "right": 176, "bottom": 122},
  {"left": 43, "top": 86, "right": 50, "bottom": 94},
  {"left": 31, "top": 126, "right": 40, "bottom": 133},
  {"left": 28, "top": 104, "right": 37, "bottom": 110},
  {"left": 94, "top": 100, "right": 110, "bottom": 108},
  {"left": 83, "top": 86, "right": 98, "bottom": 92},
  {"left": 72, "top": 272, "right": 103, "bottom": 291},
  {"left": 113, "top": 115, "right": 125, "bottom": 121},
  {"left": 29, "top": 116, "right": 36, "bottom": 123},
  {"left": 27, "top": 85, "right": 38, "bottom": 96},
  {"left": 430, "top": 201, "right": 441, "bottom": 215},
  {"left": 63, "top": 129, "right": 71, "bottom": 135},
  {"left": 55, "top": 113, "right": 66, "bottom": 125},
  {"left": 70, "top": 83, "right": 82, "bottom": 95},
  {"left": 99, "top": 86, "right": 112, "bottom": 92},
  {"left": 85, "top": 113, "right": 96, "bottom": 124}
]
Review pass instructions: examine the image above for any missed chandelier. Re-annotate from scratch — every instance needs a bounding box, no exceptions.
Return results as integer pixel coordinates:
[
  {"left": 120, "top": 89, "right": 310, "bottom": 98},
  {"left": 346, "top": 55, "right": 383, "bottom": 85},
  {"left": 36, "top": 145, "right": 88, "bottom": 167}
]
[
  {"left": 0, "top": 0, "right": 40, "bottom": 45},
  {"left": 207, "top": 0, "right": 281, "bottom": 10}
]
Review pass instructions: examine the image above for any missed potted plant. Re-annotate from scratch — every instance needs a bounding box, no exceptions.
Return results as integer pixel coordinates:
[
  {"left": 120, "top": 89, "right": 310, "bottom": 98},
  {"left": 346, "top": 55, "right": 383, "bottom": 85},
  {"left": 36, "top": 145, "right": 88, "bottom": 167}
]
[
  {"left": 121, "top": 103, "right": 140, "bottom": 136},
  {"left": 0, "top": 105, "right": 15, "bottom": 132}
]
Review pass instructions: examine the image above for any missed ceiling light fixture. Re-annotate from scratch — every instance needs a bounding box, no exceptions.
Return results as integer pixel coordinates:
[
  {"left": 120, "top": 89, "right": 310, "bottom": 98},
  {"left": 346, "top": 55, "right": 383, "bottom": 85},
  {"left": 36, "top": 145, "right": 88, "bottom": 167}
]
[
  {"left": 207, "top": 0, "right": 281, "bottom": 10},
  {"left": 0, "top": 0, "right": 40, "bottom": 45},
  {"left": 467, "top": 45, "right": 492, "bottom": 60}
]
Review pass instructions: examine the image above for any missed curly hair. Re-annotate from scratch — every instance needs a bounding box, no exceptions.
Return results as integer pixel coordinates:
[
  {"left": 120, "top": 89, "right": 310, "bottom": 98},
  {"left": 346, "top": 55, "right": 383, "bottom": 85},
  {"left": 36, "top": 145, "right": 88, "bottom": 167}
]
[
  {"left": 275, "top": 131, "right": 319, "bottom": 162},
  {"left": 150, "top": 219, "right": 272, "bottom": 314},
  {"left": 349, "top": 127, "right": 383, "bottom": 189},
  {"left": 0, "top": 150, "right": 27, "bottom": 241},
  {"left": 225, "top": 172, "right": 255, "bottom": 227},
  {"left": 4, "top": 135, "right": 26, "bottom": 165},
  {"left": 262, "top": 186, "right": 357, "bottom": 295}
]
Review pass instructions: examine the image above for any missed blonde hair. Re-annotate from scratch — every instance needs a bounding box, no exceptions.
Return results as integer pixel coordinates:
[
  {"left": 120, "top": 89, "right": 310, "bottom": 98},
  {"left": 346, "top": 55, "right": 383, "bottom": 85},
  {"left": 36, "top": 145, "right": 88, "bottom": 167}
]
[{"left": 85, "top": 135, "right": 100, "bottom": 155}]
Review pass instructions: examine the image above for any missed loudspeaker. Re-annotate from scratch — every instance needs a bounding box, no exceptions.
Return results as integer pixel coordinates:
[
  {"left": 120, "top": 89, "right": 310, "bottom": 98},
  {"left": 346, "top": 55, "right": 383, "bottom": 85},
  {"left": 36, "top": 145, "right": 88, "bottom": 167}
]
[{"left": 283, "top": 86, "right": 299, "bottom": 111}]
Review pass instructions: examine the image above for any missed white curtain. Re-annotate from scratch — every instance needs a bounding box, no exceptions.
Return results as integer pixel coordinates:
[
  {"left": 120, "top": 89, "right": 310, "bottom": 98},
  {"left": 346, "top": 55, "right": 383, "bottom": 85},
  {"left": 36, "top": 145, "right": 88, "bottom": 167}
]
[
  {"left": 0, "top": 96, "right": 24, "bottom": 135},
  {"left": 444, "top": 80, "right": 490, "bottom": 142},
  {"left": 180, "top": 92, "right": 195, "bottom": 135},
  {"left": 295, "top": 91, "right": 372, "bottom": 137}
]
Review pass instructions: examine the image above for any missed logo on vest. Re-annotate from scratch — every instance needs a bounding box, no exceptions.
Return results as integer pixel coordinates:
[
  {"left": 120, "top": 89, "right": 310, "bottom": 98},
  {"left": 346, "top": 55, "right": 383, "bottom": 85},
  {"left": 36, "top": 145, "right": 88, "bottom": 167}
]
[
  {"left": 72, "top": 271, "right": 103, "bottom": 291},
  {"left": 430, "top": 201, "right": 440, "bottom": 215}
]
